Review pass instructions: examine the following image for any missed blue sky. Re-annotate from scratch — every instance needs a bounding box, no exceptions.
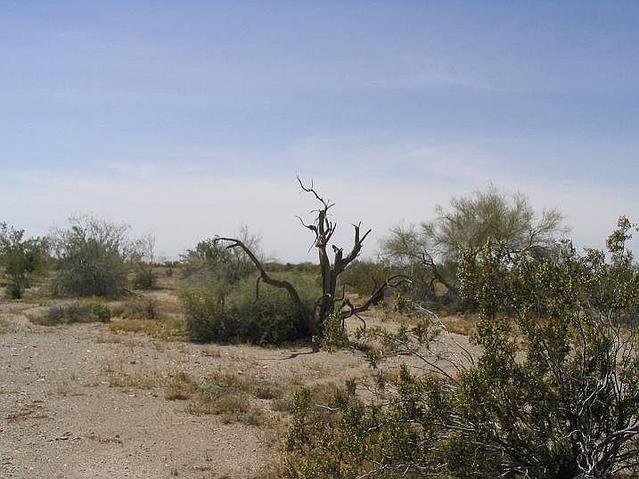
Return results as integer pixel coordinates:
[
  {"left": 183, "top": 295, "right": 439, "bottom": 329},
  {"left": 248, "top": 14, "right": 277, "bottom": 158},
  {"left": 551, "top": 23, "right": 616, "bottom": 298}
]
[{"left": 1, "top": 1, "right": 638, "bottom": 260}]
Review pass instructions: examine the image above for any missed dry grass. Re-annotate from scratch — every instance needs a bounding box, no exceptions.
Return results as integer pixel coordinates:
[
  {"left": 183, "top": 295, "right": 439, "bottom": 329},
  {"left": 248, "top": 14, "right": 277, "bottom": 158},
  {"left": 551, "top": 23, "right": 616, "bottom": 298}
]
[
  {"left": 252, "top": 462, "right": 287, "bottom": 479},
  {"left": 7, "top": 402, "right": 48, "bottom": 422},
  {"left": 153, "top": 299, "right": 183, "bottom": 315},
  {"left": 270, "top": 397, "right": 293, "bottom": 413},
  {"left": 30, "top": 301, "right": 112, "bottom": 326},
  {"left": 115, "top": 299, "right": 160, "bottom": 320},
  {"left": 441, "top": 314, "right": 478, "bottom": 336},
  {"left": 185, "top": 371, "right": 283, "bottom": 426},
  {"left": 86, "top": 432, "right": 123, "bottom": 444},
  {"left": 164, "top": 371, "right": 196, "bottom": 400},
  {"left": 0, "top": 318, "right": 14, "bottom": 334},
  {"left": 56, "top": 378, "right": 82, "bottom": 397},
  {"left": 108, "top": 317, "right": 184, "bottom": 340},
  {"left": 102, "top": 362, "right": 158, "bottom": 390},
  {"left": 200, "top": 346, "right": 222, "bottom": 358}
]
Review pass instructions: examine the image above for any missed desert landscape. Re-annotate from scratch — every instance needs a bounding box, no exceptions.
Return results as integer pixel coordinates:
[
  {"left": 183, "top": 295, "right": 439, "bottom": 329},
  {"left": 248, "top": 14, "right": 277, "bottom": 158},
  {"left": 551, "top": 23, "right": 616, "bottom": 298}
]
[
  {"left": 3, "top": 2, "right": 639, "bottom": 477},
  {"left": 0, "top": 272, "right": 475, "bottom": 479}
]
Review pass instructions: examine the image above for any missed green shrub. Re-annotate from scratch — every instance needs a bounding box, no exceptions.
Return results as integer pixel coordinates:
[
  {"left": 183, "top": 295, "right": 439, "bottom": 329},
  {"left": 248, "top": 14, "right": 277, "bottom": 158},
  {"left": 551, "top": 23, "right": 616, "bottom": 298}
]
[
  {"left": 50, "top": 216, "right": 154, "bottom": 298},
  {"left": 36, "top": 301, "right": 112, "bottom": 325},
  {"left": 338, "top": 260, "right": 396, "bottom": 297},
  {"left": 283, "top": 218, "right": 639, "bottom": 478},
  {"left": 180, "top": 227, "right": 261, "bottom": 287},
  {"left": 0, "top": 223, "right": 48, "bottom": 299},
  {"left": 132, "top": 267, "right": 155, "bottom": 290},
  {"left": 315, "top": 313, "right": 349, "bottom": 351},
  {"left": 50, "top": 216, "right": 132, "bottom": 297},
  {"left": 283, "top": 372, "right": 445, "bottom": 479},
  {"left": 181, "top": 274, "right": 319, "bottom": 345}
]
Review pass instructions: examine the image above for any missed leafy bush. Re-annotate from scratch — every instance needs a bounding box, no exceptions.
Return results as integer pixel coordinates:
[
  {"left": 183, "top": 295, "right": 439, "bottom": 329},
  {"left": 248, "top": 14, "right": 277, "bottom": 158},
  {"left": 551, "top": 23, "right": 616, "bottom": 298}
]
[
  {"left": 315, "top": 313, "right": 349, "bottom": 351},
  {"left": 447, "top": 218, "right": 639, "bottom": 478},
  {"left": 181, "top": 281, "right": 312, "bottom": 345},
  {"left": 132, "top": 267, "right": 156, "bottom": 290},
  {"left": 0, "top": 223, "right": 48, "bottom": 299},
  {"left": 50, "top": 216, "right": 134, "bottom": 297},
  {"left": 37, "top": 301, "right": 112, "bottom": 325},
  {"left": 338, "top": 260, "right": 397, "bottom": 297},
  {"left": 284, "top": 373, "right": 444, "bottom": 479},
  {"left": 284, "top": 218, "right": 639, "bottom": 478},
  {"left": 180, "top": 226, "right": 261, "bottom": 287},
  {"left": 181, "top": 273, "right": 319, "bottom": 345}
]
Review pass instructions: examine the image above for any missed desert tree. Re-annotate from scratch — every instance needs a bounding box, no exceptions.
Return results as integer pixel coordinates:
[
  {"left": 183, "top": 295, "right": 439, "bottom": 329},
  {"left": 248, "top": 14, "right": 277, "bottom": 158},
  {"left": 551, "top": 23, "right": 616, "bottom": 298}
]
[
  {"left": 50, "top": 214, "right": 147, "bottom": 297},
  {"left": 215, "top": 177, "right": 408, "bottom": 338},
  {"left": 382, "top": 185, "right": 566, "bottom": 302},
  {"left": 0, "top": 223, "right": 48, "bottom": 299}
]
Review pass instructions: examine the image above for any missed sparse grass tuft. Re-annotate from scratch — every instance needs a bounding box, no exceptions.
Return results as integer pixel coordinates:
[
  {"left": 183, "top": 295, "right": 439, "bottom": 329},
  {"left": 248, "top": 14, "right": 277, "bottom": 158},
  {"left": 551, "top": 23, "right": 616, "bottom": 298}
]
[
  {"left": 0, "top": 318, "right": 14, "bottom": 334},
  {"left": 201, "top": 346, "right": 222, "bottom": 357},
  {"left": 252, "top": 382, "right": 283, "bottom": 400},
  {"left": 109, "top": 318, "right": 158, "bottom": 334},
  {"left": 271, "top": 397, "right": 293, "bottom": 413},
  {"left": 108, "top": 316, "right": 184, "bottom": 340},
  {"left": 441, "top": 314, "right": 478, "bottom": 336},
  {"left": 102, "top": 362, "right": 158, "bottom": 390},
  {"left": 185, "top": 372, "right": 282, "bottom": 426},
  {"left": 165, "top": 371, "right": 196, "bottom": 400}
]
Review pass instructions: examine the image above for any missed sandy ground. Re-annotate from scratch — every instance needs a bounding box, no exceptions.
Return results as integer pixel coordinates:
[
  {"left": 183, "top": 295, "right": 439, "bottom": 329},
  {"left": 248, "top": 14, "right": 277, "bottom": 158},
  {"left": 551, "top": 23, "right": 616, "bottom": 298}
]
[{"left": 0, "top": 297, "right": 475, "bottom": 479}]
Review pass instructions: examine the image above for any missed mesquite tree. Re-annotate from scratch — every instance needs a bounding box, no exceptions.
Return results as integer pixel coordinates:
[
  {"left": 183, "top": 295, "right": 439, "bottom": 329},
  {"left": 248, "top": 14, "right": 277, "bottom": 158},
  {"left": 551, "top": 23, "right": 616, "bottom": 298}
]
[{"left": 216, "top": 177, "right": 407, "bottom": 337}]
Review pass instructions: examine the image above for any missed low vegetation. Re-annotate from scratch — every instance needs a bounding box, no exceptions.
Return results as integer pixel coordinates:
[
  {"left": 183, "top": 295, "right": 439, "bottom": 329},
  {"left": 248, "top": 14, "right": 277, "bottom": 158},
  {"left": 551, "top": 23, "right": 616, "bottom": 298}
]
[
  {"left": 177, "top": 371, "right": 283, "bottom": 426},
  {"left": 0, "top": 318, "right": 14, "bottom": 334},
  {"left": 3, "top": 182, "right": 639, "bottom": 477},
  {"left": 181, "top": 275, "right": 318, "bottom": 344},
  {"left": 33, "top": 301, "right": 112, "bottom": 326},
  {"left": 0, "top": 222, "right": 48, "bottom": 299},
  {"left": 49, "top": 215, "right": 153, "bottom": 297},
  {"left": 186, "top": 178, "right": 409, "bottom": 345},
  {"left": 283, "top": 219, "right": 639, "bottom": 478},
  {"left": 114, "top": 298, "right": 160, "bottom": 320}
]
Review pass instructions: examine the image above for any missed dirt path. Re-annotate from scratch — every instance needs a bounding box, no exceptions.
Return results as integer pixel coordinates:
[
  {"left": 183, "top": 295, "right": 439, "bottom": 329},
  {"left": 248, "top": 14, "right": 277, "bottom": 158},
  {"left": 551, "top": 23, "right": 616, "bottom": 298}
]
[{"left": 0, "top": 300, "right": 476, "bottom": 478}]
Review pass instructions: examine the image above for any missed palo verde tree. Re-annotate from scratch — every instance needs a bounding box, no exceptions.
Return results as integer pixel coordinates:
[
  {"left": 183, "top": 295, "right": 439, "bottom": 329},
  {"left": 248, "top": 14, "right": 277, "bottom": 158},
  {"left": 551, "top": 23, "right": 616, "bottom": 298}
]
[
  {"left": 215, "top": 177, "right": 407, "bottom": 338},
  {"left": 0, "top": 223, "right": 48, "bottom": 299},
  {"left": 382, "top": 185, "right": 566, "bottom": 304}
]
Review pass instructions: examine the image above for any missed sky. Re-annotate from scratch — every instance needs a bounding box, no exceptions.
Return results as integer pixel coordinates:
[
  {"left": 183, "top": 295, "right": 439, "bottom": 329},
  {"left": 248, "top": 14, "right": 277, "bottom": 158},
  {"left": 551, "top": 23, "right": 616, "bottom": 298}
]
[{"left": 1, "top": 1, "right": 638, "bottom": 261}]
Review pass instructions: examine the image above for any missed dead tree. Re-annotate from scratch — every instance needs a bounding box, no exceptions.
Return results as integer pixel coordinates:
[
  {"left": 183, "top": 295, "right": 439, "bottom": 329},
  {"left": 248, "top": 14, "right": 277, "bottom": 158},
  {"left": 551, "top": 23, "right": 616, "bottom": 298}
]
[{"left": 215, "top": 177, "right": 409, "bottom": 338}]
